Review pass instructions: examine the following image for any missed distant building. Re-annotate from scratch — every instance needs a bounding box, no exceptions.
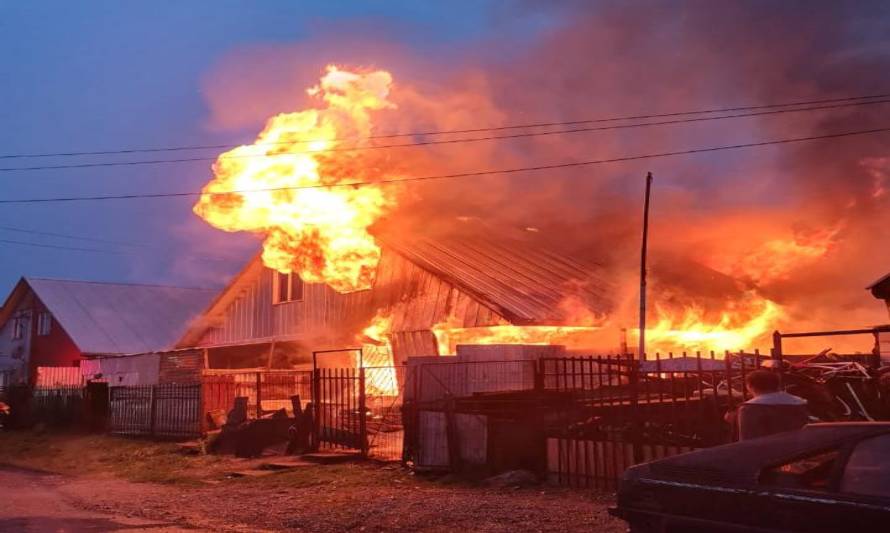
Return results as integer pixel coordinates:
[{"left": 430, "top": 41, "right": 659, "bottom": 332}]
[
  {"left": 0, "top": 278, "right": 214, "bottom": 386},
  {"left": 869, "top": 272, "right": 890, "bottom": 319}
]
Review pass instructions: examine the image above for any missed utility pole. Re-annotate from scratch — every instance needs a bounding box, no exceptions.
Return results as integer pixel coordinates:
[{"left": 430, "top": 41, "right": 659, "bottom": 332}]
[{"left": 638, "top": 172, "right": 653, "bottom": 362}]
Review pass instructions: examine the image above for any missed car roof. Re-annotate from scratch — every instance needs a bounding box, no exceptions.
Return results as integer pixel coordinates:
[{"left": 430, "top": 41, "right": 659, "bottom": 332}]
[{"left": 647, "top": 423, "right": 890, "bottom": 486}]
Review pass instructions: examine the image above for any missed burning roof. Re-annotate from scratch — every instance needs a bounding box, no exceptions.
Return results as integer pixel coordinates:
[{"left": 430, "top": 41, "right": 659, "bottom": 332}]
[{"left": 378, "top": 230, "right": 613, "bottom": 325}]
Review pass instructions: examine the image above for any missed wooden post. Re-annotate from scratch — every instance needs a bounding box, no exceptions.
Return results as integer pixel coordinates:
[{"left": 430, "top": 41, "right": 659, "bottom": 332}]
[
  {"left": 638, "top": 172, "right": 653, "bottom": 362},
  {"left": 267, "top": 341, "right": 275, "bottom": 370}
]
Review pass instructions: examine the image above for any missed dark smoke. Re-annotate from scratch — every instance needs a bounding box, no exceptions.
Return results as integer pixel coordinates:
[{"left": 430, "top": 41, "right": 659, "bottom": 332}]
[{"left": 201, "top": 1, "right": 890, "bottom": 350}]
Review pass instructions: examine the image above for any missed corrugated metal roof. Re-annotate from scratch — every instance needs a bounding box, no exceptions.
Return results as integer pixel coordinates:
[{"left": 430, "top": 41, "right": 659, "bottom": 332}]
[
  {"left": 379, "top": 233, "right": 613, "bottom": 324},
  {"left": 25, "top": 278, "right": 215, "bottom": 355}
]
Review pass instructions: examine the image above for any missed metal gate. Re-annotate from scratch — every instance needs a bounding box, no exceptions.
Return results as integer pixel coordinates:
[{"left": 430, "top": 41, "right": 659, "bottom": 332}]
[{"left": 313, "top": 367, "right": 367, "bottom": 454}]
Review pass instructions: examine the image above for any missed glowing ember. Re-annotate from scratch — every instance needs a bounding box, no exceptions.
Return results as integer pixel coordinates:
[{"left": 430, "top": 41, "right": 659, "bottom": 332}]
[
  {"left": 641, "top": 292, "right": 783, "bottom": 354},
  {"left": 194, "top": 65, "right": 399, "bottom": 292}
]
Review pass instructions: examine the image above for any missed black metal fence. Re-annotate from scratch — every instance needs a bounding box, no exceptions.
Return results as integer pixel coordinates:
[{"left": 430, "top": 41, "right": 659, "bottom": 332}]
[
  {"left": 2, "top": 384, "right": 88, "bottom": 428},
  {"left": 396, "top": 352, "right": 774, "bottom": 486},
  {"left": 109, "top": 383, "right": 202, "bottom": 439},
  {"left": 314, "top": 367, "right": 365, "bottom": 452},
  {"left": 540, "top": 352, "right": 766, "bottom": 489}
]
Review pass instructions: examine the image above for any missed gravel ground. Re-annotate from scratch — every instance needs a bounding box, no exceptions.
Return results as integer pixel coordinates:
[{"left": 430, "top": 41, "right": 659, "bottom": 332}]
[
  {"left": 63, "top": 463, "right": 625, "bottom": 532},
  {"left": 0, "top": 432, "right": 626, "bottom": 532}
]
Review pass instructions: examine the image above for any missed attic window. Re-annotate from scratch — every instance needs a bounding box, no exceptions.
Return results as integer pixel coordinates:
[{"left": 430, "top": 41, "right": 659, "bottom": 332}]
[
  {"left": 11, "top": 315, "right": 26, "bottom": 340},
  {"left": 37, "top": 312, "right": 52, "bottom": 336},
  {"left": 272, "top": 271, "right": 304, "bottom": 304}
]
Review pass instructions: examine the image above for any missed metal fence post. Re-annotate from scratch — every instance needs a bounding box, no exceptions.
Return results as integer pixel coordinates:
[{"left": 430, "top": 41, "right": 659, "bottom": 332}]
[
  {"left": 149, "top": 385, "right": 157, "bottom": 437},
  {"left": 359, "top": 367, "right": 368, "bottom": 457},
  {"left": 534, "top": 358, "right": 544, "bottom": 392},
  {"left": 255, "top": 371, "right": 262, "bottom": 419},
  {"left": 627, "top": 352, "right": 643, "bottom": 464},
  {"left": 311, "top": 368, "right": 320, "bottom": 451}
]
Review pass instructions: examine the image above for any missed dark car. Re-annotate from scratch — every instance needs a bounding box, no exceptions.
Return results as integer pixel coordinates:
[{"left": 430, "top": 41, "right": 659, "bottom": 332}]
[{"left": 610, "top": 422, "right": 890, "bottom": 532}]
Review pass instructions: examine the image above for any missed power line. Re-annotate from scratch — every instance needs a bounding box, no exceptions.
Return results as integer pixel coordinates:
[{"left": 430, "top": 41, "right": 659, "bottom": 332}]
[
  {"left": 0, "top": 224, "right": 146, "bottom": 248},
  {"left": 2, "top": 98, "right": 889, "bottom": 174},
  {"left": 0, "top": 238, "right": 125, "bottom": 254},
  {"left": 3, "top": 125, "right": 887, "bottom": 205},
  {"left": 1, "top": 91, "right": 889, "bottom": 163},
  {"left": 0, "top": 225, "right": 238, "bottom": 262}
]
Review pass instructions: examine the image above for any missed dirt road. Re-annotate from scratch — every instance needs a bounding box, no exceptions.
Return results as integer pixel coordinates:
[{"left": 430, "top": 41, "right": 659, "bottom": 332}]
[
  {"left": 0, "top": 432, "right": 625, "bottom": 532},
  {"left": 0, "top": 465, "right": 193, "bottom": 532}
]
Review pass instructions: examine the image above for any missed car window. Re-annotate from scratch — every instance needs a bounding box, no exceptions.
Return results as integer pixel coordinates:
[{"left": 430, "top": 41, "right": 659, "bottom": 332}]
[
  {"left": 840, "top": 435, "right": 890, "bottom": 498},
  {"left": 760, "top": 450, "right": 839, "bottom": 491}
]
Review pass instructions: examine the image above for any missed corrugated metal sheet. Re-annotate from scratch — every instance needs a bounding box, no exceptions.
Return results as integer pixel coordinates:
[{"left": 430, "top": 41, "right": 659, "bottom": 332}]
[
  {"left": 26, "top": 278, "right": 215, "bottom": 355},
  {"left": 180, "top": 230, "right": 614, "bottom": 348},
  {"left": 380, "top": 234, "right": 613, "bottom": 324}
]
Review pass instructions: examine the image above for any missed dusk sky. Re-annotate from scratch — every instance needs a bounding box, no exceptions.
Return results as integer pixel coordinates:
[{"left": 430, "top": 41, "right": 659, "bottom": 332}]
[
  {"left": 0, "top": 1, "right": 558, "bottom": 291},
  {"left": 2, "top": 1, "right": 888, "bottom": 339}
]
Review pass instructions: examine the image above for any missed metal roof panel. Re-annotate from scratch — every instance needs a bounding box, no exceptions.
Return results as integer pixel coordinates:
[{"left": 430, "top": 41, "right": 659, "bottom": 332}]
[{"left": 25, "top": 278, "right": 215, "bottom": 355}]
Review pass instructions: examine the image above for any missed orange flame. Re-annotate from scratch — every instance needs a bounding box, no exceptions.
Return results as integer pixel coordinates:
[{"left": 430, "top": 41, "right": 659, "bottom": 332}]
[
  {"left": 708, "top": 227, "right": 840, "bottom": 285},
  {"left": 431, "top": 323, "right": 603, "bottom": 355},
  {"left": 194, "top": 65, "right": 398, "bottom": 292},
  {"left": 642, "top": 292, "right": 783, "bottom": 354},
  {"left": 358, "top": 310, "right": 398, "bottom": 395}
]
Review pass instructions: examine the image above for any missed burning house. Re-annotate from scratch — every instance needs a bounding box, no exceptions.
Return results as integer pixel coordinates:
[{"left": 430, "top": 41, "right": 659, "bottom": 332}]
[{"left": 175, "top": 228, "right": 615, "bottom": 369}]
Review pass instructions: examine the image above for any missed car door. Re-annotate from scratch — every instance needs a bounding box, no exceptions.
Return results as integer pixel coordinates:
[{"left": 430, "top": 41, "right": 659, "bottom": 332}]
[
  {"left": 829, "top": 434, "right": 890, "bottom": 531},
  {"left": 756, "top": 448, "right": 850, "bottom": 532},
  {"left": 754, "top": 434, "right": 890, "bottom": 532}
]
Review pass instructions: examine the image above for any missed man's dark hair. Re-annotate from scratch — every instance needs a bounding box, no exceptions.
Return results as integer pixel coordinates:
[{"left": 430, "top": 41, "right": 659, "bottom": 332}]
[{"left": 746, "top": 370, "right": 781, "bottom": 393}]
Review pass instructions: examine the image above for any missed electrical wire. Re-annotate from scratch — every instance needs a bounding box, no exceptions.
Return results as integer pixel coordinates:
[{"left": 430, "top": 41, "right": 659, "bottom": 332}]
[
  {"left": 2, "top": 125, "right": 887, "bottom": 205},
  {"left": 2, "top": 91, "right": 887, "bottom": 159},
  {"left": 2, "top": 97, "right": 889, "bottom": 173},
  {"left": 0, "top": 225, "right": 238, "bottom": 262},
  {"left": 0, "top": 238, "right": 125, "bottom": 254}
]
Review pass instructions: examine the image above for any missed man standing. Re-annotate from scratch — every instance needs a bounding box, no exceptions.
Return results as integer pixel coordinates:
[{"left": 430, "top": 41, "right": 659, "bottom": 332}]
[{"left": 734, "top": 370, "right": 809, "bottom": 440}]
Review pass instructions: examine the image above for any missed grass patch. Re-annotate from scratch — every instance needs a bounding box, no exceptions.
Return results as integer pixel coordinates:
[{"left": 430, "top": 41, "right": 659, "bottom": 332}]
[{"left": 0, "top": 430, "right": 228, "bottom": 485}]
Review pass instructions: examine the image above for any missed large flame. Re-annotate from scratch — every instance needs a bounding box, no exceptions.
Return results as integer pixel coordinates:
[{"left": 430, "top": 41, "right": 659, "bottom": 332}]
[
  {"left": 358, "top": 310, "right": 398, "bottom": 395},
  {"left": 641, "top": 292, "right": 783, "bottom": 354},
  {"left": 194, "top": 66, "right": 399, "bottom": 292},
  {"left": 707, "top": 227, "right": 840, "bottom": 285},
  {"left": 431, "top": 324, "right": 603, "bottom": 355}
]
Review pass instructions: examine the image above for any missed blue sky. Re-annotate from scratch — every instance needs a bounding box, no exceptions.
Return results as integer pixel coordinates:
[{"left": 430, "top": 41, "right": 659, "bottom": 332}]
[{"left": 0, "top": 1, "right": 561, "bottom": 291}]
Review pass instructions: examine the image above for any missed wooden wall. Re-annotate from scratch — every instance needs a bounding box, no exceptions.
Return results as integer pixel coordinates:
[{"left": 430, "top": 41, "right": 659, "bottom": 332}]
[
  {"left": 158, "top": 350, "right": 204, "bottom": 384},
  {"left": 197, "top": 248, "right": 510, "bottom": 359},
  {"left": 199, "top": 266, "right": 373, "bottom": 347}
]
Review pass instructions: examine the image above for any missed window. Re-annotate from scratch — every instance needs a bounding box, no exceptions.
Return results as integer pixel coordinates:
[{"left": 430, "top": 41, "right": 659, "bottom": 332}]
[
  {"left": 760, "top": 449, "right": 840, "bottom": 490},
  {"left": 840, "top": 435, "right": 890, "bottom": 498},
  {"left": 272, "top": 271, "right": 303, "bottom": 304},
  {"left": 37, "top": 312, "right": 52, "bottom": 336},
  {"left": 11, "top": 315, "right": 26, "bottom": 340}
]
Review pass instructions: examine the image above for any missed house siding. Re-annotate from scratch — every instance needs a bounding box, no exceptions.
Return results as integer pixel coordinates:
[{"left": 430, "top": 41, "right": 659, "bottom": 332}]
[
  {"left": 196, "top": 247, "right": 508, "bottom": 357},
  {"left": 158, "top": 350, "right": 204, "bottom": 383}
]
